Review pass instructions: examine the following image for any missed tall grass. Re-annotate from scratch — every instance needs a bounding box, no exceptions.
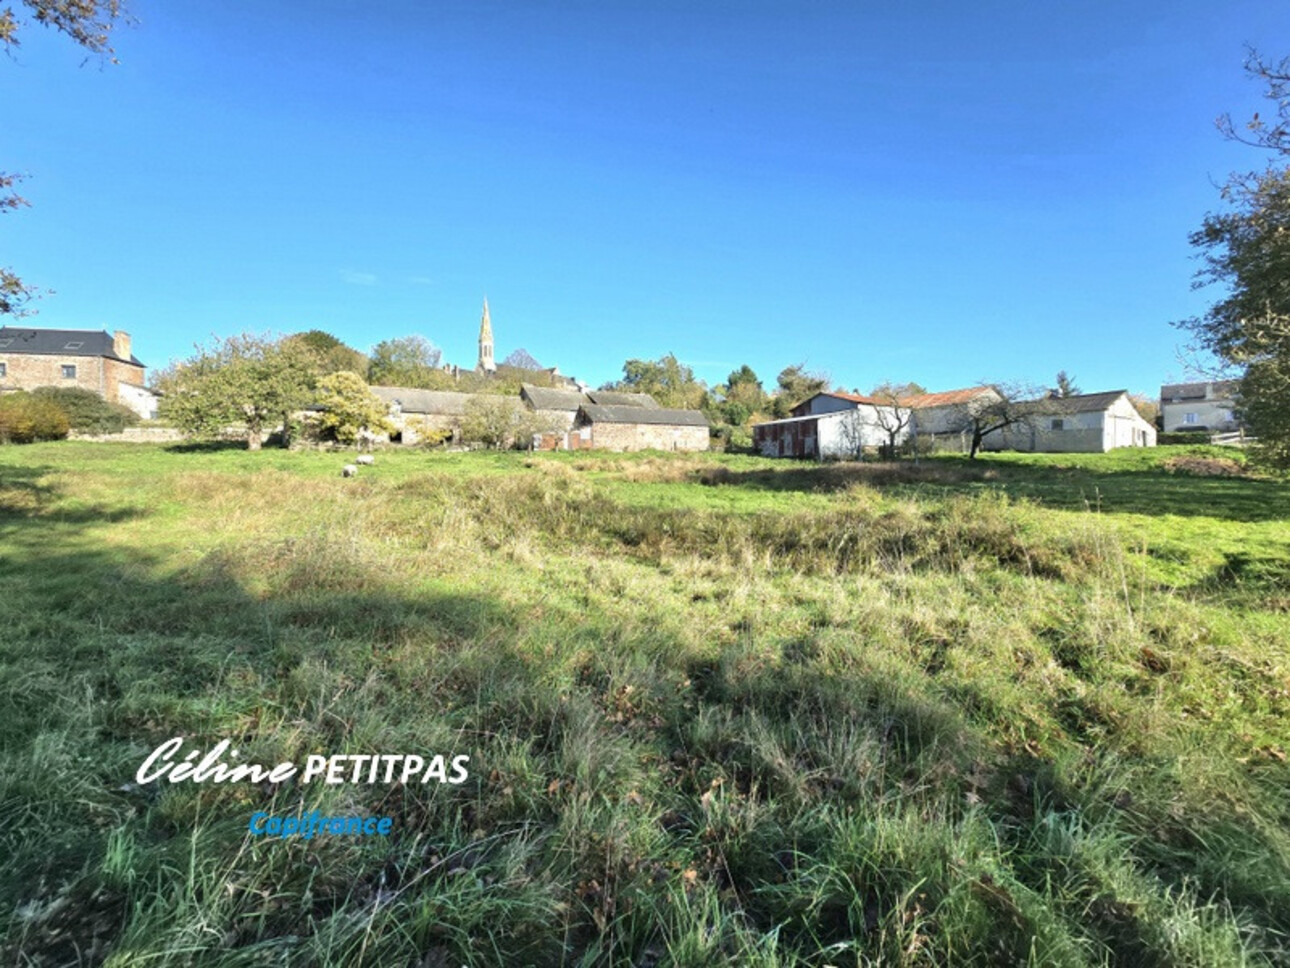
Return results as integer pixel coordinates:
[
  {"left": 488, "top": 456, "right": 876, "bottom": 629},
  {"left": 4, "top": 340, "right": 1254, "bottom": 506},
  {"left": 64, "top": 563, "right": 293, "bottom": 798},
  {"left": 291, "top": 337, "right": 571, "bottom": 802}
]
[{"left": 1, "top": 444, "right": 1287, "bottom": 966}]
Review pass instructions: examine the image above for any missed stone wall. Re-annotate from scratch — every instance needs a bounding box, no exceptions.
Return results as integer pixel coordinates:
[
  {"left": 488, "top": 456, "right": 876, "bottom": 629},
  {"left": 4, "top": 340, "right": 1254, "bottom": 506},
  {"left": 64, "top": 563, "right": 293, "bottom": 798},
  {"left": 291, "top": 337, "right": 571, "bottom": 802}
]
[
  {"left": 589, "top": 422, "right": 709, "bottom": 452},
  {"left": 0, "top": 352, "right": 145, "bottom": 406}
]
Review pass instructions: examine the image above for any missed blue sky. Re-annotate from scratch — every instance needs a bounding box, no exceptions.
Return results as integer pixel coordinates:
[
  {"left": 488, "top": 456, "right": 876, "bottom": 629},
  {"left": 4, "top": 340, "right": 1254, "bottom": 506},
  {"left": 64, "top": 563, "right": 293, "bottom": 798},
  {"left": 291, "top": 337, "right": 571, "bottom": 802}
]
[{"left": 5, "top": 1, "right": 1289, "bottom": 395}]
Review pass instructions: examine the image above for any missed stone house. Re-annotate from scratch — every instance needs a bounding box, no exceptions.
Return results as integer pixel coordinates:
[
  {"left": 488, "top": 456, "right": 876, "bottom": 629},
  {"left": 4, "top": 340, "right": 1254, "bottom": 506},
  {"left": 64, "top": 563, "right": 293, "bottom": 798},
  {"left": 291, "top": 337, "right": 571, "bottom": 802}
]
[
  {"left": 0, "top": 326, "right": 157, "bottom": 418},
  {"left": 369, "top": 386, "right": 472, "bottom": 444},
  {"left": 571, "top": 404, "right": 709, "bottom": 452},
  {"left": 1160, "top": 380, "right": 1241, "bottom": 434}
]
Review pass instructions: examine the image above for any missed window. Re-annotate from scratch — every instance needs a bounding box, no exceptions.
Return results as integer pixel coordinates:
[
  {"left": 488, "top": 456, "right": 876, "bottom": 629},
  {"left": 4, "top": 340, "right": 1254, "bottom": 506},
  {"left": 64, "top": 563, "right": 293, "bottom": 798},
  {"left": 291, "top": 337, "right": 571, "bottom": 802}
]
[
  {"left": 1050, "top": 418, "right": 1064, "bottom": 430},
  {"left": 0, "top": 362, "right": 6, "bottom": 377},
  {"left": 63, "top": 341, "right": 84, "bottom": 350},
  {"left": 1184, "top": 412, "right": 1198, "bottom": 425},
  {"left": 61, "top": 364, "right": 76, "bottom": 379}
]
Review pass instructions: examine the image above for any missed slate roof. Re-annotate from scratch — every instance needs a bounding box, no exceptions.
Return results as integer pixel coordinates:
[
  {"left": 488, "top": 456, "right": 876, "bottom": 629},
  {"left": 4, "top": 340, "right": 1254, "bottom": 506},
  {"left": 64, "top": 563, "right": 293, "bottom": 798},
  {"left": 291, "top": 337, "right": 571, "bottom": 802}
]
[
  {"left": 1160, "top": 380, "right": 1239, "bottom": 402},
  {"left": 0, "top": 327, "right": 143, "bottom": 366},
  {"left": 521, "top": 384, "right": 588, "bottom": 411},
  {"left": 370, "top": 386, "right": 473, "bottom": 415},
  {"left": 1017, "top": 390, "right": 1127, "bottom": 415},
  {"left": 577, "top": 404, "right": 708, "bottom": 427},
  {"left": 585, "top": 390, "right": 660, "bottom": 409}
]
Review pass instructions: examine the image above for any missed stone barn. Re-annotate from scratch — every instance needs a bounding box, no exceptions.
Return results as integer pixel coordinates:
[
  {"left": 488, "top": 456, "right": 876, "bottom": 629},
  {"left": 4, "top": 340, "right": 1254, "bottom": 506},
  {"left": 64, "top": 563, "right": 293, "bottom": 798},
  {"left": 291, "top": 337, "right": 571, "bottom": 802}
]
[
  {"left": 572, "top": 404, "right": 709, "bottom": 452},
  {"left": 370, "top": 387, "right": 472, "bottom": 444}
]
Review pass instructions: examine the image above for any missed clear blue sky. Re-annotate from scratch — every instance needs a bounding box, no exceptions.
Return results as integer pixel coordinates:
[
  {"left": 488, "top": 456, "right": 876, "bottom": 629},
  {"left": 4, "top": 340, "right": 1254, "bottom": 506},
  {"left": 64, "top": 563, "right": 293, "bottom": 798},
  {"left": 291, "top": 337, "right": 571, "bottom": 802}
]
[{"left": 5, "top": 1, "right": 1289, "bottom": 395}]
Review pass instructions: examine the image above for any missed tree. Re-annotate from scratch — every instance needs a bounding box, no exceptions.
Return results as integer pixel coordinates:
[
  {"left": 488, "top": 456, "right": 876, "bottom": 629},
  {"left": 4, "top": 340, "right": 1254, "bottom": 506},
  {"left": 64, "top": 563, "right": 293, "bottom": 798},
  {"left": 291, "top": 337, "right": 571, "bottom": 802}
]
[
  {"left": 606, "top": 354, "right": 707, "bottom": 410},
  {"left": 458, "top": 395, "right": 551, "bottom": 450},
  {"left": 284, "top": 330, "right": 369, "bottom": 377},
  {"left": 367, "top": 336, "right": 444, "bottom": 387},
  {"left": 1179, "top": 50, "right": 1290, "bottom": 467},
  {"left": 502, "top": 348, "right": 544, "bottom": 370},
  {"left": 771, "top": 364, "right": 828, "bottom": 417},
  {"left": 1, "top": 1, "right": 128, "bottom": 57},
  {"left": 942, "top": 384, "right": 1035, "bottom": 459},
  {"left": 868, "top": 382, "right": 915, "bottom": 458},
  {"left": 1054, "top": 371, "right": 1080, "bottom": 397},
  {"left": 314, "top": 371, "right": 395, "bottom": 445},
  {"left": 158, "top": 334, "right": 315, "bottom": 450},
  {"left": 3, "top": 2, "right": 129, "bottom": 317},
  {"left": 711, "top": 364, "right": 767, "bottom": 426}
]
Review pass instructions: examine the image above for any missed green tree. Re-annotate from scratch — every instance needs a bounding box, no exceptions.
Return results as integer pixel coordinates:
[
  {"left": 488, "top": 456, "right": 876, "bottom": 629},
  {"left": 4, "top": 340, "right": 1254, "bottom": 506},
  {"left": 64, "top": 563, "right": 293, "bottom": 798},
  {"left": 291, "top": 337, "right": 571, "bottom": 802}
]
[
  {"left": 158, "top": 334, "right": 315, "bottom": 451},
  {"left": 284, "top": 330, "right": 369, "bottom": 377},
  {"left": 710, "top": 364, "right": 767, "bottom": 426},
  {"left": 367, "top": 336, "right": 444, "bottom": 387},
  {"left": 314, "top": 371, "right": 395, "bottom": 445},
  {"left": 3, "top": 2, "right": 128, "bottom": 316},
  {"left": 771, "top": 364, "right": 828, "bottom": 417},
  {"left": 1054, "top": 371, "right": 1080, "bottom": 398},
  {"left": 607, "top": 354, "right": 707, "bottom": 409},
  {"left": 1180, "top": 51, "right": 1290, "bottom": 467}
]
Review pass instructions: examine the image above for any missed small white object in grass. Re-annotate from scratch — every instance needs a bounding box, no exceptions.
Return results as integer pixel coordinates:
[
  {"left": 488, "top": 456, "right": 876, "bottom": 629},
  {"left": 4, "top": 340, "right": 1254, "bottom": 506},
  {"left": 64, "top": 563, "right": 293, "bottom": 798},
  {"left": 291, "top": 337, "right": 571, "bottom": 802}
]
[
  {"left": 356, "top": 454, "right": 375, "bottom": 465},
  {"left": 342, "top": 464, "right": 358, "bottom": 477}
]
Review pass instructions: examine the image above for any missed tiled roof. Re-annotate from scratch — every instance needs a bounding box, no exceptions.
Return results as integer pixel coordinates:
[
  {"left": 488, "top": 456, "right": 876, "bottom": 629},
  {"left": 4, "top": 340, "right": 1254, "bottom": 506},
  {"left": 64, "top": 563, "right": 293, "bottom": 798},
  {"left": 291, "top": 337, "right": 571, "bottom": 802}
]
[
  {"left": 0, "top": 326, "right": 142, "bottom": 366},
  {"left": 900, "top": 386, "right": 997, "bottom": 409}
]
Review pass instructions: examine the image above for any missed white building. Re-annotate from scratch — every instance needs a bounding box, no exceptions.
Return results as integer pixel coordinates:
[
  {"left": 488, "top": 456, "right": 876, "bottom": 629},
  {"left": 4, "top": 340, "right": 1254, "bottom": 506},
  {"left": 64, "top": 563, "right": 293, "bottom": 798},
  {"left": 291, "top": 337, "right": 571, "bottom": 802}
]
[{"left": 1160, "top": 380, "right": 1240, "bottom": 434}]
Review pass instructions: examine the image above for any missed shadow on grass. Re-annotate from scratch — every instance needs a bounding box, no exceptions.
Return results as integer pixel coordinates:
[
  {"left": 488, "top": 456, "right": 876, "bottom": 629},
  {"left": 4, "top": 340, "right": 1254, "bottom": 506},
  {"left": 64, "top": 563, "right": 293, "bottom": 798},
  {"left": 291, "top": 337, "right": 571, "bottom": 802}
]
[
  {"left": 698, "top": 457, "right": 1290, "bottom": 522},
  {"left": 163, "top": 439, "right": 253, "bottom": 454},
  {"left": 0, "top": 462, "right": 151, "bottom": 528}
]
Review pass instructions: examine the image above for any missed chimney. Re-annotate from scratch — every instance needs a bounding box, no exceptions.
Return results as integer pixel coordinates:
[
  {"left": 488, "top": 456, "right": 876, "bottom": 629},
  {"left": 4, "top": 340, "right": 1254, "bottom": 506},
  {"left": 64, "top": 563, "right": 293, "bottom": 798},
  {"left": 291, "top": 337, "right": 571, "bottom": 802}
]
[{"left": 113, "top": 330, "right": 131, "bottom": 361}]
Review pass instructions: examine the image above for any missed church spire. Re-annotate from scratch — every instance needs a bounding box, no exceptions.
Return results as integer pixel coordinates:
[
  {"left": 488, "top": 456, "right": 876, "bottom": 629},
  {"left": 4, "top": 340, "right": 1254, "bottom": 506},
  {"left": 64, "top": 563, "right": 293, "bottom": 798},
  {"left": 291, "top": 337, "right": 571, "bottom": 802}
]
[{"left": 477, "top": 297, "right": 496, "bottom": 372}]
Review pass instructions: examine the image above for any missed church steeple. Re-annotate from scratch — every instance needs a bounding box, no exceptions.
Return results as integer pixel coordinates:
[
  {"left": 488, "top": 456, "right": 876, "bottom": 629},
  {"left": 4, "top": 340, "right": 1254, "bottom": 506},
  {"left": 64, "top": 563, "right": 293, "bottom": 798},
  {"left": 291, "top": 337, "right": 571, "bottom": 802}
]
[{"left": 477, "top": 297, "right": 496, "bottom": 372}]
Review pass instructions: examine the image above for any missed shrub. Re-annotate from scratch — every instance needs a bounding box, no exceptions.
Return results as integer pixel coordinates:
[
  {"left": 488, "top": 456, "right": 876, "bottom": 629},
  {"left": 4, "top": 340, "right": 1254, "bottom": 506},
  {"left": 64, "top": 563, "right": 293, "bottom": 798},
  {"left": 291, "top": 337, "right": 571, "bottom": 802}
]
[
  {"left": 30, "top": 386, "right": 139, "bottom": 434},
  {"left": 0, "top": 392, "right": 70, "bottom": 442}
]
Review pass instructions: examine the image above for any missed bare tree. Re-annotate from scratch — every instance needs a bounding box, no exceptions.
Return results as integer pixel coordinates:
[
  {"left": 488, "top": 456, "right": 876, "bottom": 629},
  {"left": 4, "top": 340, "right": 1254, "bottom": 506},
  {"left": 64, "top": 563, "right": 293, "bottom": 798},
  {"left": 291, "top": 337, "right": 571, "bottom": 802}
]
[
  {"left": 869, "top": 383, "right": 915, "bottom": 458},
  {"left": 943, "top": 383, "right": 1038, "bottom": 459}
]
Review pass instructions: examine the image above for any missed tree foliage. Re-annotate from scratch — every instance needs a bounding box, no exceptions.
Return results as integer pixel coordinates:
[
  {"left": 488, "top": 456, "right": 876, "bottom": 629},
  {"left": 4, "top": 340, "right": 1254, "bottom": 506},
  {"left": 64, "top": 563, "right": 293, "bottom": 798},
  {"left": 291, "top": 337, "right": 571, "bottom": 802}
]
[
  {"left": 459, "top": 395, "right": 551, "bottom": 450},
  {"left": 367, "top": 336, "right": 444, "bottom": 388},
  {"left": 771, "top": 364, "right": 828, "bottom": 417},
  {"left": 284, "top": 330, "right": 369, "bottom": 377},
  {"left": 314, "top": 371, "right": 395, "bottom": 445},
  {"left": 30, "top": 385, "right": 137, "bottom": 433},
  {"left": 158, "top": 334, "right": 315, "bottom": 450},
  {"left": 1181, "top": 51, "right": 1290, "bottom": 467},
  {"left": 0, "top": 0, "right": 127, "bottom": 57},
  {"left": 1053, "top": 371, "right": 1080, "bottom": 398},
  {"left": 3, "top": 2, "right": 129, "bottom": 316},
  {"left": 606, "top": 354, "right": 707, "bottom": 410},
  {"left": 0, "top": 390, "right": 69, "bottom": 442}
]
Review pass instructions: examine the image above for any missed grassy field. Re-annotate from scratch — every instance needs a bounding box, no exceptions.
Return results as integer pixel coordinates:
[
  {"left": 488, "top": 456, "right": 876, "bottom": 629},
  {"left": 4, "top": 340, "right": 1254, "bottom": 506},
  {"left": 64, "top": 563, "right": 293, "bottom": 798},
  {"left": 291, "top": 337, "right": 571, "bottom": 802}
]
[{"left": 1, "top": 442, "right": 1288, "bottom": 966}]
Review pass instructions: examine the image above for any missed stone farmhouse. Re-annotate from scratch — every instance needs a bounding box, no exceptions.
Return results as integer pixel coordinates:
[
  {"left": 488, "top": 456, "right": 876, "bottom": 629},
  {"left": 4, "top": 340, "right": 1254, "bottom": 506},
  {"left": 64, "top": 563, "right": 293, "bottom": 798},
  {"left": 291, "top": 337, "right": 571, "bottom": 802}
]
[
  {"left": 569, "top": 404, "right": 709, "bottom": 452},
  {"left": 1160, "top": 380, "right": 1241, "bottom": 435},
  {"left": 0, "top": 326, "right": 158, "bottom": 418}
]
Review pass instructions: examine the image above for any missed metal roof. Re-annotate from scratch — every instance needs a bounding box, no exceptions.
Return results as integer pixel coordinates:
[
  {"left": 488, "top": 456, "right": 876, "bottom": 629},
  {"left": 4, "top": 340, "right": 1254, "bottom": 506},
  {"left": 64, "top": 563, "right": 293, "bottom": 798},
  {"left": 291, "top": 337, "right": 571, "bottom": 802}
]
[
  {"left": 0, "top": 326, "right": 143, "bottom": 366},
  {"left": 577, "top": 404, "right": 708, "bottom": 427},
  {"left": 585, "top": 390, "right": 660, "bottom": 409},
  {"left": 370, "top": 386, "right": 473, "bottom": 415},
  {"left": 520, "top": 384, "right": 589, "bottom": 411},
  {"left": 900, "top": 386, "right": 998, "bottom": 409}
]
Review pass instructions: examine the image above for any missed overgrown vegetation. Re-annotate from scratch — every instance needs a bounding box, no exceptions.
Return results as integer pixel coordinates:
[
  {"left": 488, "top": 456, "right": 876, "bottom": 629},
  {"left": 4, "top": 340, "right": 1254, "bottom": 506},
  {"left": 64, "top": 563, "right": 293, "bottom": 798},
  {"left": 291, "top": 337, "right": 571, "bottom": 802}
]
[
  {"left": 1, "top": 444, "right": 1286, "bottom": 966},
  {"left": 0, "top": 390, "right": 69, "bottom": 442},
  {"left": 30, "top": 386, "right": 139, "bottom": 434}
]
